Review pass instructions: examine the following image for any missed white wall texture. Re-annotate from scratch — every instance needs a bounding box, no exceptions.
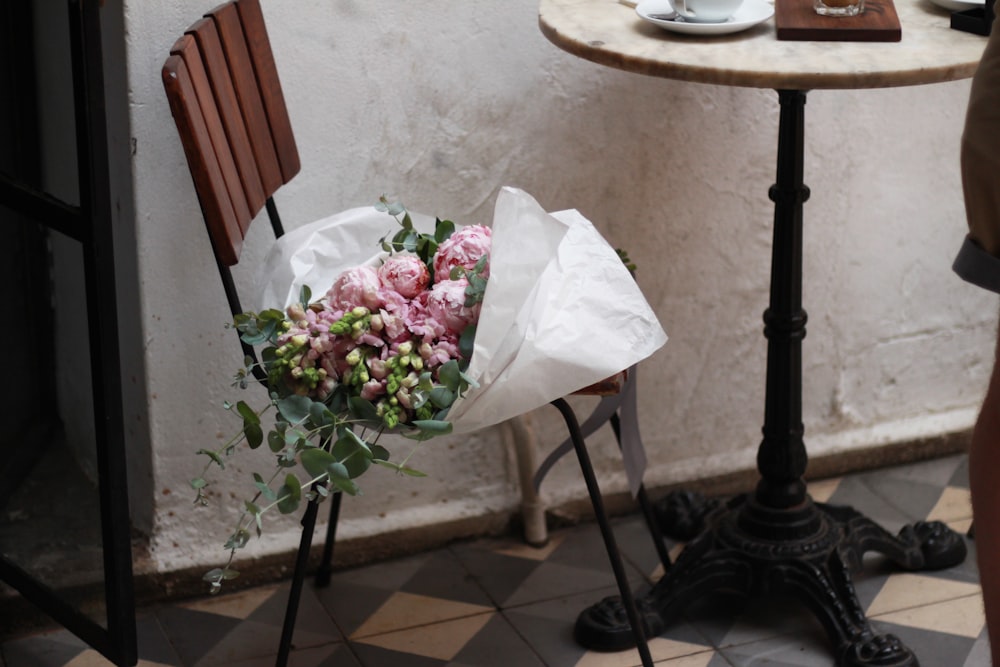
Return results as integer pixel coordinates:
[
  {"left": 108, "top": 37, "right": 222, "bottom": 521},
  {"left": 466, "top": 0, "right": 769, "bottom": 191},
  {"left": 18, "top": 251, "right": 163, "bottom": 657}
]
[{"left": 126, "top": 0, "right": 997, "bottom": 576}]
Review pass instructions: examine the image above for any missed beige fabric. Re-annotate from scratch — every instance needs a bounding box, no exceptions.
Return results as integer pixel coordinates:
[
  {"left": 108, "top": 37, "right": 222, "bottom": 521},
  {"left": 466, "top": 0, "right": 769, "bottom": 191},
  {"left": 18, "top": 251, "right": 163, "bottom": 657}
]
[{"left": 962, "top": 15, "right": 1000, "bottom": 256}]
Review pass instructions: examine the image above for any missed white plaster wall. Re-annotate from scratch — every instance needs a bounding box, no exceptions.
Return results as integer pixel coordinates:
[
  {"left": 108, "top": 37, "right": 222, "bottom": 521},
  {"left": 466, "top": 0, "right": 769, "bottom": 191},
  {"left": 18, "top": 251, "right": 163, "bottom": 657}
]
[{"left": 125, "top": 0, "right": 997, "bottom": 575}]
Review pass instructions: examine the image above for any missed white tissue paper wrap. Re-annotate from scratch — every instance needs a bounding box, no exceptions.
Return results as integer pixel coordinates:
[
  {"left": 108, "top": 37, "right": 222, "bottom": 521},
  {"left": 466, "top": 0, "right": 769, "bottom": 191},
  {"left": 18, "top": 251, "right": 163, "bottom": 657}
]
[{"left": 254, "top": 187, "right": 667, "bottom": 436}]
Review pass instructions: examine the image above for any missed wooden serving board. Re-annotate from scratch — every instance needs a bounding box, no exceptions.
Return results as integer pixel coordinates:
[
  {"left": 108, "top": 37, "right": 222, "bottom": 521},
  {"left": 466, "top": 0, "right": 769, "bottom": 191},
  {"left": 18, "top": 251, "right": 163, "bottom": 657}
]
[{"left": 775, "top": 0, "right": 902, "bottom": 41}]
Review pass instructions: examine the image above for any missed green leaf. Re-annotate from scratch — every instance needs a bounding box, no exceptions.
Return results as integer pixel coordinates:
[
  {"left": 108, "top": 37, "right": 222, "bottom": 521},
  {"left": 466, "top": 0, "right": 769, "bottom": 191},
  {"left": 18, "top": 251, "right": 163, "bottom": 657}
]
[
  {"left": 332, "top": 430, "right": 373, "bottom": 478},
  {"left": 224, "top": 529, "right": 251, "bottom": 550},
  {"left": 328, "top": 475, "right": 361, "bottom": 496},
  {"left": 300, "top": 447, "right": 337, "bottom": 478},
  {"left": 299, "top": 285, "right": 312, "bottom": 306},
  {"left": 402, "top": 230, "right": 419, "bottom": 253},
  {"left": 412, "top": 419, "right": 453, "bottom": 435},
  {"left": 245, "top": 423, "right": 263, "bottom": 449},
  {"left": 348, "top": 396, "right": 380, "bottom": 423},
  {"left": 434, "top": 219, "right": 456, "bottom": 243},
  {"left": 438, "top": 360, "right": 461, "bottom": 392},
  {"left": 401, "top": 212, "right": 413, "bottom": 230},
  {"left": 327, "top": 460, "right": 351, "bottom": 480},
  {"left": 252, "top": 473, "right": 276, "bottom": 501},
  {"left": 308, "top": 401, "right": 336, "bottom": 433},
  {"left": 459, "top": 325, "right": 476, "bottom": 360},
  {"left": 371, "top": 444, "right": 390, "bottom": 461},
  {"left": 428, "top": 386, "right": 456, "bottom": 409},
  {"left": 277, "top": 474, "right": 302, "bottom": 514},
  {"left": 277, "top": 395, "right": 312, "bottom": 423},
  {"left": 197, "top": 449, "right": 225, "bottom": 469},
  {"left": 190, "top": 477, "right": 207, "bottom": 490},
  {"left": 203, "top": 567, "right": 240, "bottom": 583},
  {"left": 267, "top": 430, "right": 285, "bottom": 453}
]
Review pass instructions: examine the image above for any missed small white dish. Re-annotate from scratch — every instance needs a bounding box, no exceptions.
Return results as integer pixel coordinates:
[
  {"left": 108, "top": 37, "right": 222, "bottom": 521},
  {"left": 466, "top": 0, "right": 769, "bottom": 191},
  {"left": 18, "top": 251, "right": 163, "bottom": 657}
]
[
  {"left": 636, "top": 0, "right": 775, "bottom": 35},
  {"left": 927, "top": 0, "right": 983, "bottom": 11}
]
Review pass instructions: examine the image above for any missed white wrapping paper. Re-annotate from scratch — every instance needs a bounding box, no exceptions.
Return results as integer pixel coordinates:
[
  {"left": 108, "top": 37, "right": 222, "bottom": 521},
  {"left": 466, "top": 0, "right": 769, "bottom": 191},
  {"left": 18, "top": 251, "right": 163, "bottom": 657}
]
[{"left": 254, "top": 187, "right": 667, "bottom": 436}]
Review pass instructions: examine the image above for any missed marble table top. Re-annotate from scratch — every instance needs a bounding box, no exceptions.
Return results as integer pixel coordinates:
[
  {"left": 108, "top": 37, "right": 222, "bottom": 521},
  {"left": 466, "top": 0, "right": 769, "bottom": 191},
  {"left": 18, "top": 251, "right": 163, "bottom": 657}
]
[{"left": 539, "top": 0, "right": 989, "bottom": 89}]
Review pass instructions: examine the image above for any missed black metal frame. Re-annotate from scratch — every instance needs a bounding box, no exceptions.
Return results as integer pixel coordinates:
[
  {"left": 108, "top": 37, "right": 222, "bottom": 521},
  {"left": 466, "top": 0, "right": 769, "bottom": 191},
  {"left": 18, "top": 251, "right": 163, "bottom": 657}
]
[{"left": 0, "top": 1, "right": 136, "bottom": 665}]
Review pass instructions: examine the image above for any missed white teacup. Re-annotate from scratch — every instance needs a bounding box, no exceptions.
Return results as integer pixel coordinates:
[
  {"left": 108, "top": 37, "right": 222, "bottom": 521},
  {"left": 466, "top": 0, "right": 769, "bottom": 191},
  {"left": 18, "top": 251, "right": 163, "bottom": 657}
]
[{"left": 668, "top": 0, "right": 743, "bottom": 22}]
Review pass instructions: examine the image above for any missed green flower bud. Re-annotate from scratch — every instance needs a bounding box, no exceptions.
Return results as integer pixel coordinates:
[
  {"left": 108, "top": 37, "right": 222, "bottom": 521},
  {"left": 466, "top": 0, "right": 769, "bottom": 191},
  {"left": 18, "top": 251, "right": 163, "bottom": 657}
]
[
  {"left": 397, "top": 341, "right": 413, "bottom": 356},
  {"left": 352, "top": 306, "right": 369, "bottom": 318}
]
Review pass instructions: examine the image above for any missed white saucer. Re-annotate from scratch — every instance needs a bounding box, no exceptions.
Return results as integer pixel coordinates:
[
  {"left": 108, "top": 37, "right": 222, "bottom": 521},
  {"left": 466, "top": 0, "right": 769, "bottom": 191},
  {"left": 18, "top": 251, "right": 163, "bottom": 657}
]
[
  {"left": 927, "top": 0, "right": 983, "bottom": 11},
  {"left": 636, "top": 0, "right": 774, "bottom": 35}
]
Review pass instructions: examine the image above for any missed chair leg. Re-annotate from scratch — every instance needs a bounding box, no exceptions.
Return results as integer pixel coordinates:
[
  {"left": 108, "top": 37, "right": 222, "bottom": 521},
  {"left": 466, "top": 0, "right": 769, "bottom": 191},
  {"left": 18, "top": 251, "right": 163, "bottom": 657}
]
[
  {"left": 551, "top": 399, "right": 654, "bottom": 667},
  {"left": 504, "top": 416, "right": 548, "bottom": 546},
  {"left": 313, "top": 491, "right": 342, "bottom": 588},
  {"left": 610, "top": 413, "right": 672, "bottom": 572},
  {"left": 275, "top": 495, "right": 321, "bottom": 667}
]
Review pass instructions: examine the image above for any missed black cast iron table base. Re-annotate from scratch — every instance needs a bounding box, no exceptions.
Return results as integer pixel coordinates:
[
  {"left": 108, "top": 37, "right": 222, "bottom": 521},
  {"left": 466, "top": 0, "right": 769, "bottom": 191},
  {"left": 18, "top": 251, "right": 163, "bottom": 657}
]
[
  {"left": 576, "top": 491, "right": 967, "bottom": 666},
  {"left": 573, "top": 89, "right": 968, "bottom": 666}
]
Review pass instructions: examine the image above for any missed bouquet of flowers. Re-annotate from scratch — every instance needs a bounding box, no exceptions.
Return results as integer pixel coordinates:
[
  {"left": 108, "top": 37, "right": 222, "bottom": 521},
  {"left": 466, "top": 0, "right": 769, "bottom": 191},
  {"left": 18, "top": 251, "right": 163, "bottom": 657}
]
[
  {"left": 194, "top": 187, "right": 668, "bottom": 593},
  {"left": 192, "top": 198, "right": 491, "bottom": 592}
]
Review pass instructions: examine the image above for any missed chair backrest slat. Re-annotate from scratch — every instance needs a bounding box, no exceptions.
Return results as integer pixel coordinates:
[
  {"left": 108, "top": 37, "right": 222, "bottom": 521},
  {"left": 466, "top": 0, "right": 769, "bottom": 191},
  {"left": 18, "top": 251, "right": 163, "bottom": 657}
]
[
  {"left": 210, "top": 2, "right": 284, "bottom": 200},
  {"left": 162, "top": 53, "right": 245, "bottom": 266},
  {"left": 171, "top": 34, "right": 253, "bottom": 235},
  {"left": 189, "top": 17, "right": 267, "bottom": 218},
  {"left": 163, "top": 0, "right": 300, "bottom": 267},
  {"left": 234, "top": 0, "right": 300, "bottom": 181}
]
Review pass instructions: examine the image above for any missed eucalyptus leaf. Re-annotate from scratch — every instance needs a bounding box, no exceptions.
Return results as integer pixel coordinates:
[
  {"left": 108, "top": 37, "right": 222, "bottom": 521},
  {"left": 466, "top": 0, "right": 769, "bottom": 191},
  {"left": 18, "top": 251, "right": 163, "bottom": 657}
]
[
  {"left": 434, "top": 219, "right": 455, "bottom": 243},
  {"left": 236, "top": 401, "right": 259, "bottom": 424},
  {"left": 329, "top": 475, "right": 361, "bottom": 496},
  {"left": 428, "top": 386, "right": 455, "bottom": 409},
  {"left": 277, "top": 395, "right": 312, "bottom": 423},
  {"left": 277, "top": 474, "right": 302, "bottom": 514},
  {"left": 299, "top": 285, "right": 312, "bottom": 307},
  {"left": 197, "top": 449, "right": 225, "bottom": 469},
  {"left": 245, "top": 423, "right": 263, "bottom": 450},
  {"left": 300, "top": 447, "right": 337, "bottom": 478},
  {"left": 459, "top": 325, "right": 477, "bottom": 360},
  {"left": 437, "top": 360, "right": 461, "bottom": 392},
  {"left": 412, "top": 419, "right": 453, "bottom": 434},
  {"left": 327, "top": 461, "right": 351, "bottom": 480},
  {"left": 267, "top": 431, "right": 284, "bottom": 453},
  {"left": 348, "top": 396, "right": 380, "bottom": 422},
  {"left": 332, "top": 431, "right": 373, "bottom": 478}
]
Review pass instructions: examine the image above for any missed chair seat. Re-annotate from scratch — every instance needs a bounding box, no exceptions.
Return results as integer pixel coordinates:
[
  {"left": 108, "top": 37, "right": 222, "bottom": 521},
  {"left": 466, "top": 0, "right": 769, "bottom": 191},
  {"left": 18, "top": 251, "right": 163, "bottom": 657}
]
[{"left": 574, "top": 371, "right": 627, "bottom": 397}]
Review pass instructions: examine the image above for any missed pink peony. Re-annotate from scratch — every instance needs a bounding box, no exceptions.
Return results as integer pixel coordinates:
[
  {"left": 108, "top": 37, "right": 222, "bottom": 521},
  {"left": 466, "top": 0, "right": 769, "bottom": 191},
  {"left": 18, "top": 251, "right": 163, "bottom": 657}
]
[
  {"left": 326, "top": 266, "right": 383, "bottom": 312},
  {"left": 433, "top": 225, "right": 491, "bottom": 280},
  {"left": 378, "top": 255, "right": 430, "bottom": 299},
  {"left": 423, "top": 278, "right": 480, "bottom": 335}
]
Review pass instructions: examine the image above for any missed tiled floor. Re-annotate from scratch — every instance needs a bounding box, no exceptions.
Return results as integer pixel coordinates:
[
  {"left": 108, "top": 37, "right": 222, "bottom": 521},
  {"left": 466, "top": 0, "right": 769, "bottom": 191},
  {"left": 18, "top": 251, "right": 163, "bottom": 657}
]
[{"left": 0, "top": 453, "right": 989, "bottom": 666}]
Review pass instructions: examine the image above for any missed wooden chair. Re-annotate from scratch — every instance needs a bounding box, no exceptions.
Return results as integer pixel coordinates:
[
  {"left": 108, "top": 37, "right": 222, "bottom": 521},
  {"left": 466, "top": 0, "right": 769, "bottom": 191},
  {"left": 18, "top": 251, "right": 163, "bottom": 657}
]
[{"left": 162, "top": 2, "right": 663, "bottom": 664}]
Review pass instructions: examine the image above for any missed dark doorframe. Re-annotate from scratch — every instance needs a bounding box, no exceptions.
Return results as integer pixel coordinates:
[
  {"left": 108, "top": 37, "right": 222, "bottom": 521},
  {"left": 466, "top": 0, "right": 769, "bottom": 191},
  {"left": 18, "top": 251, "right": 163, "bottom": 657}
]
[{"left": 0, "top": 1, "right": 137, "bottom": 665}]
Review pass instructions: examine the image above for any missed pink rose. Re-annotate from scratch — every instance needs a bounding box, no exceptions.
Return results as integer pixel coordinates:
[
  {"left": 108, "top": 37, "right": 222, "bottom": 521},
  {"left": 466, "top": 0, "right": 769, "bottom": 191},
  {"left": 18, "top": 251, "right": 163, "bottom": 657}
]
[
  {"left": 378, "top": 255, "right": 430, "bottom": 299},
  {"left": 326, "top": 266, "right": 383, "bottom": 312},
  {"left": 433, "top": 225, "right": 491, "bottom": 280},
  {"left": 424, "top": 278, "right": 480, "bottom": 335}
]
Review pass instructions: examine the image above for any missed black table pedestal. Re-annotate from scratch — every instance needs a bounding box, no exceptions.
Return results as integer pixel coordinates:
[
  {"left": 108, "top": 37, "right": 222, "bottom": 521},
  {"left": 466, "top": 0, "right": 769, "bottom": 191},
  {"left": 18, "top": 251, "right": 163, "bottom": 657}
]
[{"left": 574, "top": 90, "right": 967, "bottom": 667}]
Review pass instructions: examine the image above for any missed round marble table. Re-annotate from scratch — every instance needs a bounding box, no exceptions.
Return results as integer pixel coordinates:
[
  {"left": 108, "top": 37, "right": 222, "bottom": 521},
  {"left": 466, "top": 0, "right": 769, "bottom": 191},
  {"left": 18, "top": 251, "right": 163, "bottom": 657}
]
[
  {"left": 539, "top": 0, "right": 986, "bottom": 89},
  {"left": 539, "top": 2, "right": 988, "bottom": 666}
]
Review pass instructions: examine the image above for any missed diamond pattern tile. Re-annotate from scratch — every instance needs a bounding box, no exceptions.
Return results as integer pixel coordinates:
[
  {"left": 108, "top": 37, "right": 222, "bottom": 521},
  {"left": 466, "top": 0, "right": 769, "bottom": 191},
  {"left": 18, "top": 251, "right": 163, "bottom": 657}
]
[{"left": 0, "top": 454, "right": 991, "bottom": 666}]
